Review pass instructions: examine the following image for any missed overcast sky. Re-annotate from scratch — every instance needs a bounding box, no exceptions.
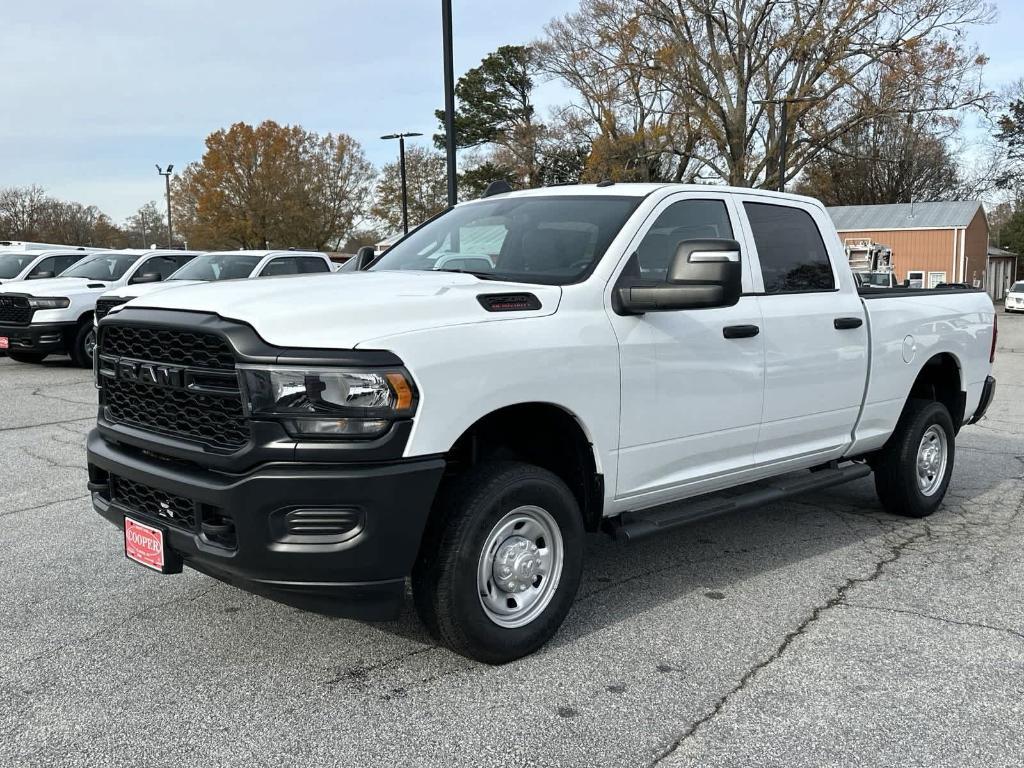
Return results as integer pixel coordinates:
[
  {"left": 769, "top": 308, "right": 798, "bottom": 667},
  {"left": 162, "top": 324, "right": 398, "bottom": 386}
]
[{"left": 1, "top": 0, "right": 1020, "bottom": 222}]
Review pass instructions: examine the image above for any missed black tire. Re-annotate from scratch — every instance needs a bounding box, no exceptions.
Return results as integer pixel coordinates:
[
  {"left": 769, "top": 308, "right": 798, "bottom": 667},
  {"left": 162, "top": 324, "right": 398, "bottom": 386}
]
[
  {"left": 873, "top": 399, "right": 955, "bottom": 518},
  {"left": 412, "top": 461, "right": 585, "bottom": 664},
  {"left": 70, "top": 322, "right": 96, "bottom": 368},
  {"left": 7, "top": 351, "right": 47, "bottom": 364}
]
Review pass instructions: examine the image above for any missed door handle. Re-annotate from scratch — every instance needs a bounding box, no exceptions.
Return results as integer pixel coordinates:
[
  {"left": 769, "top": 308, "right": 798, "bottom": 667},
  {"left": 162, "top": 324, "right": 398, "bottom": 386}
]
[
  {"left": 834, "top": 317, "right": 863, "bottom": 330},
  {"left": 723, "top": 324, "right": 760, "bottom": 339}
]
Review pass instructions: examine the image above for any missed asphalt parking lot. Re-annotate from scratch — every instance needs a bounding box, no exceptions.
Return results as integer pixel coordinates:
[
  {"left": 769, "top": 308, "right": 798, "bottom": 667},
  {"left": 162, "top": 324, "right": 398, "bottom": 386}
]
[{"left": 2, "top": 315, "right": 1023, "bottom": 768}]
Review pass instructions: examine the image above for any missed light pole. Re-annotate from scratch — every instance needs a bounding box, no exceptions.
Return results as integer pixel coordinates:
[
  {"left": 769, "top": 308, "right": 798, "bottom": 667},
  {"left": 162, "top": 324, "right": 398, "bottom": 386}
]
[
  {"left": 441, "top": 0, "right": 457, "bottom": 207},
  {"left": 754, "top": 96, "right": 821, "bottom": 192},
  {"left": 155, "top": 164, "right": 174, "bottom": 246},
  {"left": 381, "top": 132, "right": 423, "bottom": 235}
]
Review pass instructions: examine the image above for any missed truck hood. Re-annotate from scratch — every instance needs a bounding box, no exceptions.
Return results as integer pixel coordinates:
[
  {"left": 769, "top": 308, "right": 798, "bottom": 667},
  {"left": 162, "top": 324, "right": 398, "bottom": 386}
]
[
  {"left": 126, "top": 271, "right": 562, "bottom": 349},
  {"left": 0, "top": 277, "right": 112, "bottom": 297},
  {"left": 105, "top": 280, "right": 204, "bottom": 301}
]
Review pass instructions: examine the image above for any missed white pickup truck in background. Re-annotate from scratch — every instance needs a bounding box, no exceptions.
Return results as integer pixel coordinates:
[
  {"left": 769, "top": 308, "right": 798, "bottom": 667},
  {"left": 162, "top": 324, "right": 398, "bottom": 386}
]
[
  {"left": 0, "top": 249, "right": 199, "bottom": 366},
  {"left": 87, "top": 184, "right": 996, "bottom": 663},
  {"left": 95, "top": 250, "right": 334, "bottom": 322},
  {"left": 0, "top": 247, "right": 102, "bottom": 286}
]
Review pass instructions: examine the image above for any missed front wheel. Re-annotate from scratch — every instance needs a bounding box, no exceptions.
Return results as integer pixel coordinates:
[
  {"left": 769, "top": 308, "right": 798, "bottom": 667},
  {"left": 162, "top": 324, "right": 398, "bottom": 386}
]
[
  {"left": 70, "top": 323, "right": 96, "bottom": 368},
  {"left": 412, "top": 461, "right": 585, "bottom": 664},
  {"left": 873, "top": 399, "right": 955, "bottom": 517}
]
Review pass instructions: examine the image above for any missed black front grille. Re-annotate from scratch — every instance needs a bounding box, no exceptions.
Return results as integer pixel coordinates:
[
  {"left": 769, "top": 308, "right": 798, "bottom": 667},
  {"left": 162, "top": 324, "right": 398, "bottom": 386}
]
[
  {"left": 98, "top": 323, "right": 249, "bottom": 452},
  {"left": 0, "top": 296, "right": 32, "bottom": 325},
  {"left": 101, "top": 325, "right": 235, "bottom": 370},
  {"left": 95, "top": 297, "right": 127, "bottom": 320},
  {"left": 111, "top": 475, "right": 196, "bottom": 530},
  {"left": 103, "top": 376, "right": 249, "bottom": 452}
]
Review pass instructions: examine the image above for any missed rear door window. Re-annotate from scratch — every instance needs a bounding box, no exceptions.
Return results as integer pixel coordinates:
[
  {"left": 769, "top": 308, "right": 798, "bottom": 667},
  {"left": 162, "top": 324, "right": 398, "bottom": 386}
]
[
  {"left": 744, "top": 203, "right": 835, "bottom": 293},
  {"left": 297, "top": 257, "right": 330, "bottom": 273}
]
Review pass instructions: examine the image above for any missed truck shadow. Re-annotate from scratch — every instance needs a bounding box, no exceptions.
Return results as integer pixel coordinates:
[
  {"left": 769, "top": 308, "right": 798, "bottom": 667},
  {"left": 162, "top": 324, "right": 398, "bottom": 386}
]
[{"left": 375, "top": 424, "right": 1015, "bottom": 651}]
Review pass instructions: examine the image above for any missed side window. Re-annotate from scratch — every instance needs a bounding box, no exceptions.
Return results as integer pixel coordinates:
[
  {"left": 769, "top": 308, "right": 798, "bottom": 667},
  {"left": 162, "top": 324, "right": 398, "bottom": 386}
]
[
  {"left": 53, "top": 255, "right": 80, "bottom": 274},
  {"left": 29, "top": 257, "right": 57, "bottom": 277},
  {"left": 744, "top": 203, "right": 835, "bottom": 293},
  {"left": 172, "top": 253, "right": 198, "bottom": 271},
  {"left": 627, "top": 199, "right": 734, "bottom": 282},
  {"left": 297, "top": 257, "right": 330, "bottom": 273},
  {"left": 260, "top": 258, "right": 300, "bottom": 277}
]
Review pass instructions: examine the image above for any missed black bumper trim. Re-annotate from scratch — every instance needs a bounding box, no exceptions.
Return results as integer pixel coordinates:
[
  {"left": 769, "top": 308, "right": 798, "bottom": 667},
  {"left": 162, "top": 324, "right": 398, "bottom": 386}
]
[
  {"left": 88, "top": 429, "right": 446, "bottom": 619},
  {"left": 0, "top": 321, "right": 74, "bottom": 353},
  {"left": 967, "top": 376, "right": 996, "bottom": 425}
]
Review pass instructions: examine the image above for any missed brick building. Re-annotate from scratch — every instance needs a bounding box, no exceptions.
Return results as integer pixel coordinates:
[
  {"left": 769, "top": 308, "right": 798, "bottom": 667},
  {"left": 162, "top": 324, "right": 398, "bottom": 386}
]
[{"left": 826, "top": 201, "right": 1013, "bottom": 300}]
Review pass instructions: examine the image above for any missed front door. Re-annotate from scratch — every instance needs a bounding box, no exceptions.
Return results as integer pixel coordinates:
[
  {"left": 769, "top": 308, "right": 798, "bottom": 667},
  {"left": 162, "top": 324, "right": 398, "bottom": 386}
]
[{"left": 608, "top": 193, "right": 765, "bottom": 506}]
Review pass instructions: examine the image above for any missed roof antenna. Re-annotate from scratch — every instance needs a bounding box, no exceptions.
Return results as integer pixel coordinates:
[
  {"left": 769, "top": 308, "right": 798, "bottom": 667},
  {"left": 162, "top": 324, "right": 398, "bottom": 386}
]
[
  {"left": 483, "top": 180, "right": 513, "bottom": 198},
  {"left": 596, "top": 179, "right": 615, "bottom": 187}
]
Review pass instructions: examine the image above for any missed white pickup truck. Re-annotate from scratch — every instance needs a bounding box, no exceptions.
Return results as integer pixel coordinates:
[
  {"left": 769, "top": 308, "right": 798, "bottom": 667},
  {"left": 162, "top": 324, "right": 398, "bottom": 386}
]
[
  {"left": 95, "top": 250, "right": 335, "bottom": 322},
  {"left": 0, "top": 249, "right": 199, "bottom": 366},
  {"left": 87, "top": 185, "right": 996, "bottom": 663},
  {"left": 0, "top": 247, "right": 101, "bottom": 286}
]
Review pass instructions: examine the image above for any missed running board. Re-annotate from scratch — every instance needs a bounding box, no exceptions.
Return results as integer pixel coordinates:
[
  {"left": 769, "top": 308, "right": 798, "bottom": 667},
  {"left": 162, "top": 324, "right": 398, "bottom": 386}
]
[{"left": 614, "top": 462, "right": 872, "bottom": 542}]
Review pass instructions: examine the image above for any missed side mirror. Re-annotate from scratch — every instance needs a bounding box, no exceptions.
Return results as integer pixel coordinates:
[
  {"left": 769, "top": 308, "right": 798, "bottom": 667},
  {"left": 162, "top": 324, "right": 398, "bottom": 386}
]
[
  {"left": 616, "top": 239, "right": 742, "bottom": 314},
  {"left": 131, "top": 272, "right": 162, "bottom": 284},
  {"left": 354, "top": 245, "right": 376, "bottom": 271},
  {"left": 27, "top": 271, "right": 55, "bottom": 280}
]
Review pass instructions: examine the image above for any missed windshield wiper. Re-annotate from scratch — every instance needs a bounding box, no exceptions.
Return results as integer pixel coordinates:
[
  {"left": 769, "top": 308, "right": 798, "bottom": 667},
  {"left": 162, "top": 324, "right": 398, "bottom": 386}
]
[{"left": 434, "top": 268, "right": 503, "bottom": 281}]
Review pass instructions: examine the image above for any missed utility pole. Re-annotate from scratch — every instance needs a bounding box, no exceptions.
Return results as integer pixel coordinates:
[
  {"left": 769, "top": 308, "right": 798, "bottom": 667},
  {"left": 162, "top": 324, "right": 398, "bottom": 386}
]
[
  {"left": 156, "top": 164, "right": 174, "bottom": 246},
  {"left": 381, "top": 132, "right": 423, "bottom": 235},
  {"left": 441, "top": 0, "right": 457, "bottom": 207}
]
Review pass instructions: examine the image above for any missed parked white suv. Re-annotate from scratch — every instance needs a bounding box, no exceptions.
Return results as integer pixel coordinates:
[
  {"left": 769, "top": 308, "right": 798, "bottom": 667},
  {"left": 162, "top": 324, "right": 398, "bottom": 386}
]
[
  {"left": 95, "top": 250, "right": 334, "bottom": 322},
  {"left": 0, "top": 249, "right": 200, "bottom": 366},
  {"left": 0, "top": 248, "right": 101, "bottom": 286},
  {"left": 88, "top": 184, "right": 996, "bottom": 662},
  {"left": 1004, "top": 280, "right": 1024, "bottom": 313}
]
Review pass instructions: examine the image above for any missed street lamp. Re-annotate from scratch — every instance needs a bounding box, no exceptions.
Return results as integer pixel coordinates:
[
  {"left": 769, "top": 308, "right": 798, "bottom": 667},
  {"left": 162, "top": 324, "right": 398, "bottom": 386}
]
[
  {"left": 381, "top": 132, "right": 423, "bottom": 235},
  {"left": 753, "top": 96, "right": 822, "bottom": 192},
  {"left": 441, "top": 0, "right": 457, "bottom": 207},
  {"left": 155, "top": 164, "right": 174, "bottom": 246}
]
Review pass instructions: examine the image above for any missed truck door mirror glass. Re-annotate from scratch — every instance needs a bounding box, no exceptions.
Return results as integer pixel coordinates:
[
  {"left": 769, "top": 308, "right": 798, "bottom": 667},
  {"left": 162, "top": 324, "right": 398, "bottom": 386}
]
[
  {"left": 355, "top": 246, "right": 376, "bottom": 271},
  {"left": 27, "top": 271, "right": 55, "bottom": 280},
  {"left": 616, "top": 238, "right": 743, "bottom": 314},
  {"left": 131, "top": 272, "right": 162, "bottom": 284}
]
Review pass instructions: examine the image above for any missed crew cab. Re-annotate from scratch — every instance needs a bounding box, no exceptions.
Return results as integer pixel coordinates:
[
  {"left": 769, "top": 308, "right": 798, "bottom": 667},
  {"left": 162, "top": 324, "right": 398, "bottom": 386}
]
[
  {"left": 94, "top": 250, "right": 334, "bottom": 322},
  {"left": 0, "top": 249, "right": 200, "bottom": 366},
  {"left": 86, "top": 185, "right": 996, "bottom": 663},
  {"left": 0, "top": 247, "right": 101, "bottom": 286}
]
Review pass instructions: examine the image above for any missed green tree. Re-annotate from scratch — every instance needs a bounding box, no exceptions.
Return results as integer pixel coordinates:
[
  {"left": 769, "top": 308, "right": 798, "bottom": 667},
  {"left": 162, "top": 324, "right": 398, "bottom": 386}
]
[{"left": 371, "top": 146, "right": 448, "bottom": 234}]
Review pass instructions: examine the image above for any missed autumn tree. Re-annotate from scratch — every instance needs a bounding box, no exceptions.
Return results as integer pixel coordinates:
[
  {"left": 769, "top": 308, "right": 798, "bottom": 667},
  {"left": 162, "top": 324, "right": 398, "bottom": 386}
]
[
  {"left": 172, "top": 120, "right": 375, "bottom": 250},
  {"left": 371, "top": 146, "right": 448, "bottom": 234},
  {"left": 0, "top": 185, "right": 51, "bottom": 239},
  {"left": 994, "top": 80, "right": 1024, "bottom": 197}
]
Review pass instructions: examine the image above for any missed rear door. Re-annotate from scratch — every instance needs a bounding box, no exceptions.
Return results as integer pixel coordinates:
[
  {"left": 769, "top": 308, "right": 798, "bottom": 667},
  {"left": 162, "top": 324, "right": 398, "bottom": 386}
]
[
  {"left": 738, "top": 198, "right": 868, "bottom": 466},
  {"left": 609, "top": 192, "right": 765, "bottom": 503}
]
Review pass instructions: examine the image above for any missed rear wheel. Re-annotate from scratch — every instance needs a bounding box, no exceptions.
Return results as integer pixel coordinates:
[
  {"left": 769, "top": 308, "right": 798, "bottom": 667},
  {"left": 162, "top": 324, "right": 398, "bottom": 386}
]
[
  {"left": 412, "top": 461, "right": 584, "bottom": 664},
  {"left": 7, "top": 351, "right": 47, "bottom": 364},
  {"left": 70, "top": 322, "right": 96, "bottom": 368},
  {"left": 873, "top": 399, "right": 955, "bottom": 518}
]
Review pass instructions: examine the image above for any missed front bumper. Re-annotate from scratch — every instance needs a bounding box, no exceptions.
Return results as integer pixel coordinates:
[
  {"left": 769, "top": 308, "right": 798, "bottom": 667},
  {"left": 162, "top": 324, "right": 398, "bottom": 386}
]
[
  {"left": 87, "top": 429, "right": 445, "bottom": 618},
  {"left": 967, "top": 376, "right": 996, "bottom": 425},
  {"left": 0, "top": 321, "right": 73, "bottom": 354}
]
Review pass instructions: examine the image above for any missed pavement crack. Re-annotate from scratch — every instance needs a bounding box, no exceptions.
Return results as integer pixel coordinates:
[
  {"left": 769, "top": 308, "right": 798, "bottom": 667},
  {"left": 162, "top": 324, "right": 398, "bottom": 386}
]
[
  {"left": 649, "top": 528, "right": 928, "bottom": 766},
  {"left": 323, "top": 645, "right": 437, "bottom": 688},
  {"left": 0, "top": 417, "right": 93, "bottom": 433},
  {"left": 0, "top": 493, "right": 91, "bottom": 518},
  {"left": 22, "top": 446, "right": 87, "bottom": 471},
  {"left": 844, "top": 602, "right": 1024, "bottom": 643}
]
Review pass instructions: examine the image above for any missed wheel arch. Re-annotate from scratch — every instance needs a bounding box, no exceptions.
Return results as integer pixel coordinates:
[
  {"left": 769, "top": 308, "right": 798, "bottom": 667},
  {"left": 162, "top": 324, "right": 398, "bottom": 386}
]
[
  {"left": 907, "top": 351, "right": 965, "bottom": 430},
  {"left": 440, "top": 402, "right": 604, "bottom": 532}
]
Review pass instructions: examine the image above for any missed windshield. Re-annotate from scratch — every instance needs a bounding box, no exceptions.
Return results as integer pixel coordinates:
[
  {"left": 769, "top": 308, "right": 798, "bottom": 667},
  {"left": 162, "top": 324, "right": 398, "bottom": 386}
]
[
  {"left": 61, "top": 253, "right": 140, "bottom": 281},
  {"left": 0, "top": 253, "right": 36, "bottom": 279},
  {"left": 169, "top": 253, "right": 262, "bottom": 281},
  {"left": 370, "top": 195, "right": 641, "bottom": 285},
  {"left": 1011, "top": 281, "right": 1024, "bottom": 293}
]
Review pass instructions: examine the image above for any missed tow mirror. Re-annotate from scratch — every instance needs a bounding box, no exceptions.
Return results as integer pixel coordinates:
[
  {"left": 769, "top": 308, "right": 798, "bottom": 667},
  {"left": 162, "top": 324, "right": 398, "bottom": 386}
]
[
  {"left": 616, "top": 238, "right": 743, "bottom": 314},
  {"left": 354, "top": 245, "right": 376, "bottom": 271},
  {"left": 28, "top": 271, "right": 55, "bottom": 280},
  {"left": 131, "top": 272, "right": 162, "bottom": 284}
]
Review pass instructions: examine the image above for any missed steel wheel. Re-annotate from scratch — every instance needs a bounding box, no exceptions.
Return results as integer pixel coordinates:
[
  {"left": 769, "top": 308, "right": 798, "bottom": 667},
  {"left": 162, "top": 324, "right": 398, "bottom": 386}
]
[
  {"left": 477, "top": 504, "right": 564, "bottom": 629},
  {"left": 83, "top": 329, "right": 97, "bottom": 361},
  {"left": 916, "top": 424, "right": 948, "bottom": 496}
]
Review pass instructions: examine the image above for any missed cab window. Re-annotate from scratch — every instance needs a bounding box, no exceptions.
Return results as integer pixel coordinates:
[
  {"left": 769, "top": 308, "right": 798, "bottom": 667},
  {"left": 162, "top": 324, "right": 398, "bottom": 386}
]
[{"left": 745, "top": 203, "right": 835, "bottom": 293}]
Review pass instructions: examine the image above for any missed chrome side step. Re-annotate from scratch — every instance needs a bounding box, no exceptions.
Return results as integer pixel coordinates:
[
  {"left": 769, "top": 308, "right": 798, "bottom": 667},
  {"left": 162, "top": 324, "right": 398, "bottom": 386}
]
[{"left": 613, "top": 462, "right": 872, "bottom": 542}]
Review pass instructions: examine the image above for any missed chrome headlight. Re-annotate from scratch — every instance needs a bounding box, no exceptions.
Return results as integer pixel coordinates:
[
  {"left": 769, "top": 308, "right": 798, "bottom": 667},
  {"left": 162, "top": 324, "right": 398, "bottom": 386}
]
[
  {"left": 240, "top": 366, "right": 417, "bottom": 439},
  {"left": 27, "top": 297, "right": 71, "bottom": 309}
]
